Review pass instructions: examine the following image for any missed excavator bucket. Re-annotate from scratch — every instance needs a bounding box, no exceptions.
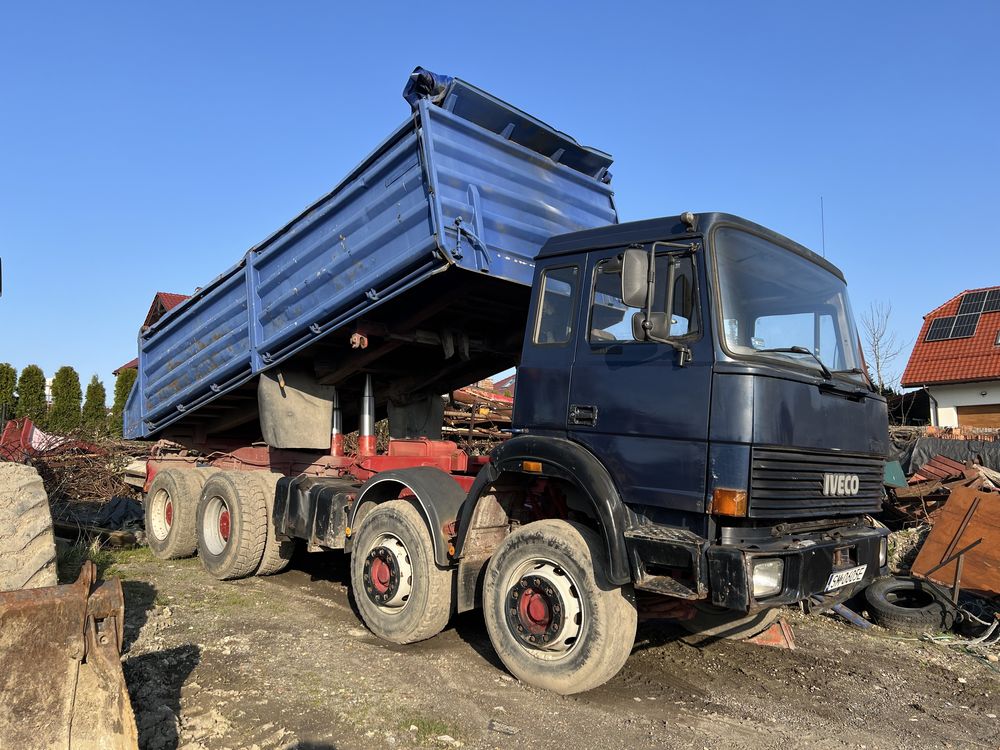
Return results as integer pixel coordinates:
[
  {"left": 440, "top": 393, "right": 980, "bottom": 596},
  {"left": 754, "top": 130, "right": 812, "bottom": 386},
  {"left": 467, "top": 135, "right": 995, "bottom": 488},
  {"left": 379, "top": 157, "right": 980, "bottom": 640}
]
[{"left": 0, "top": 560, "right": 138, "bottom": 750}]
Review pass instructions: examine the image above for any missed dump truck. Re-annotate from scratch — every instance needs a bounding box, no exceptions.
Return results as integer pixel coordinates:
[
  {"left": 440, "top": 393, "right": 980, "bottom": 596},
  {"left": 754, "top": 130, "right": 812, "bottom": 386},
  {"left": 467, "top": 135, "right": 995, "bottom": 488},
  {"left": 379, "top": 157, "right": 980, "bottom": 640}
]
[{"left": 126, "top": 68, "right": 890, "bottom": 694}]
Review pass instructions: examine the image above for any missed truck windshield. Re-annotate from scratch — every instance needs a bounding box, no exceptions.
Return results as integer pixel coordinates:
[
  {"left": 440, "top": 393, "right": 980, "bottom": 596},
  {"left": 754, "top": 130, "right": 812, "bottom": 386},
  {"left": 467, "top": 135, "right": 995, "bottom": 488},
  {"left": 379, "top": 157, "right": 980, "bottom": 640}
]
[{"left": 713, "top": 227, "right": 863, "bottom": 378}]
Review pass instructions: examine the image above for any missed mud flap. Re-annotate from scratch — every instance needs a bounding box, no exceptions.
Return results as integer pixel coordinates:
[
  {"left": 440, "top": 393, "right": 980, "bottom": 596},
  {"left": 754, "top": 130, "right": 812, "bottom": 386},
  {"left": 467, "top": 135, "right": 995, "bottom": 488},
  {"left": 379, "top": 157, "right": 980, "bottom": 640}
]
[{"left": 0, "top": 560, "right": 138, "bottom": 750}]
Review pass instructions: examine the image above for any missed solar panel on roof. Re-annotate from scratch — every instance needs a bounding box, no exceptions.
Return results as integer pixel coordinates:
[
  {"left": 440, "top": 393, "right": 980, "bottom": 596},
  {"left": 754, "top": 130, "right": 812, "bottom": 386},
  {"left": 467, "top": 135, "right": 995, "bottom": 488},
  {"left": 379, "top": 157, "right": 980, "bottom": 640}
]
[
  {"left": 950, "top": 313, "right": 981, "bottom": 338},
  {"left": 958, "top": 291, "right": 988, "bottom": 315},
  {"left": 985, "top": 289, "right": 1000, "bottom": 313},
  {"left": 926, "top": 316, "right": 955, "bottom": 341}
]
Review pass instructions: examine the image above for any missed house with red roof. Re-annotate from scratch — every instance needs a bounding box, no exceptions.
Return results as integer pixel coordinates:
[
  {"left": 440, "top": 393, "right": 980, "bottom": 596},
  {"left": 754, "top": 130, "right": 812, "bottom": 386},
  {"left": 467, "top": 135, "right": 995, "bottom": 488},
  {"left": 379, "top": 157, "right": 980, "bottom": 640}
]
[
  {"left": 900, "top": 286, "right": 1000, "bottom": 428},
  {"left": 113, "top": 291, "right": 190, "bottom": 375}
]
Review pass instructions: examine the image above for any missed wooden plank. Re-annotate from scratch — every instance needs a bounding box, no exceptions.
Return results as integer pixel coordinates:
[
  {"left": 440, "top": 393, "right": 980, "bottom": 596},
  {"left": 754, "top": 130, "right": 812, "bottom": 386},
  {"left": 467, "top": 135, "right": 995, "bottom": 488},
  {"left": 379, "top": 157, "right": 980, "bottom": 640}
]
[{"left": 911, "top": 485, "right": 1000, "bottom": 598}]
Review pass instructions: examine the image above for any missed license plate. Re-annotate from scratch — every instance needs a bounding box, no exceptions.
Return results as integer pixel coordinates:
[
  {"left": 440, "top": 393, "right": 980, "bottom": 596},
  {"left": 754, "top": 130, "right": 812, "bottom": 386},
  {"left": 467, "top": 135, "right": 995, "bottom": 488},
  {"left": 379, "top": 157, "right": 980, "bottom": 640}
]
[{"left": 825, "top": 564, "right": 867, "bottom": 591}]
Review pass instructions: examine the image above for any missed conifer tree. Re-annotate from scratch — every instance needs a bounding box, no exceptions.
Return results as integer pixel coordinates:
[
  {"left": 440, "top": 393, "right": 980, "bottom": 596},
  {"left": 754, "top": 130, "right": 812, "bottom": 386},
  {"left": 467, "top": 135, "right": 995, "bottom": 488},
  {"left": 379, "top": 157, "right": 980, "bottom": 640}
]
[
  {"left": 82, "top": 375, "right": 108, "bottom": 436},
  {"left": 0, "top": 363, "right": 15, "bottom": 422},
  {"left": 15, "top": 364, "right": 46, "bottom": 426},
  {"left": 48, "top": 365, "right": 82, "bottom": 433}
]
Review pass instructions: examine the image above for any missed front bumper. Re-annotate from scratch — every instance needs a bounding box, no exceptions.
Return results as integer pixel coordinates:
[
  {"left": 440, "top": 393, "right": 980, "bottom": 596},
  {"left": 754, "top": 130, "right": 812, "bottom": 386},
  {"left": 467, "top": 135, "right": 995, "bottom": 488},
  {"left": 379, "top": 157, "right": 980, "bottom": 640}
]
[{"left": 706, "top": 523, "right": 888, "bottom": 612}]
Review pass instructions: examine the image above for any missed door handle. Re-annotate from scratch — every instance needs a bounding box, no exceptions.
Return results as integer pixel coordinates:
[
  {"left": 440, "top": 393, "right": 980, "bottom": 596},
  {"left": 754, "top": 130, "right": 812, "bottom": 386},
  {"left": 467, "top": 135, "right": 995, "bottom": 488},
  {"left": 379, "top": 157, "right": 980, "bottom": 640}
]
[{"left": 568, "top": 404, "right": 598, "bottom": 427}]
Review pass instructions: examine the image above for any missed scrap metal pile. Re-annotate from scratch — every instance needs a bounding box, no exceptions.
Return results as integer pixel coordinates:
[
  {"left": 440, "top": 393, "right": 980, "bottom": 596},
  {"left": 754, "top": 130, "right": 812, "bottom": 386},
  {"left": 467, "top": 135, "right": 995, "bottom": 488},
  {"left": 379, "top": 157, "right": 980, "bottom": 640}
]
[
  {"left": 871, "top": 427, "right": 1000, "bottom": 647},
  {"left": 0, "top": 418, "right": 147, "bottom": 542}
]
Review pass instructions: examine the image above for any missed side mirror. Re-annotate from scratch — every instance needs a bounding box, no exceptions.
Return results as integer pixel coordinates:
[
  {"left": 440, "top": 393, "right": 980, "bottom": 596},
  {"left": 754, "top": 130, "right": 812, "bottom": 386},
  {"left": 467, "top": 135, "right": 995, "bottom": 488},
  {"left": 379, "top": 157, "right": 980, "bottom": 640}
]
[{"left": 621, "top": 248, "right": 650, "bottom": 308}]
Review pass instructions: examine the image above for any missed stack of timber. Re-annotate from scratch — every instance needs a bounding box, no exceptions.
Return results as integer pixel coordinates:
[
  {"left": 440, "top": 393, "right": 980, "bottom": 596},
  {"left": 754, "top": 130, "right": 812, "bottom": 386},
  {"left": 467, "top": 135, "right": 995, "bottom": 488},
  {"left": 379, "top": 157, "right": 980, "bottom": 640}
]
[{"left": 444, "top": 386, "right": 512, "bottom": 453}]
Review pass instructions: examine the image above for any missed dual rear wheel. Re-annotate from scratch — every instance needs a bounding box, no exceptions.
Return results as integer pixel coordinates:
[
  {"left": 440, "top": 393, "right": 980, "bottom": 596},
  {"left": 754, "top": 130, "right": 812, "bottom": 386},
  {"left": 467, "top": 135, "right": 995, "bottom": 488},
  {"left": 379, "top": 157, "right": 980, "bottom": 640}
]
[{"left": 145, "top": 468, "right": 293, "bottom": 579}]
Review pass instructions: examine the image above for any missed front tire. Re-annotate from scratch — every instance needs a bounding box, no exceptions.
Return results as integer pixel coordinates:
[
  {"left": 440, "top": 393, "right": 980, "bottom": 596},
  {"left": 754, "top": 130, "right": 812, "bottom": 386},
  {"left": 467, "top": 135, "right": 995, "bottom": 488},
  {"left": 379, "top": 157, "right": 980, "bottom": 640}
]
[
  {"left": 483, "top": 520, "right": 637, "bottom": 695},
  {"left": 196, "top": 472, "right": 268, "bottom": 580},
  {"left": 350, "top": 500, "right": 452, "bottom": 644}
]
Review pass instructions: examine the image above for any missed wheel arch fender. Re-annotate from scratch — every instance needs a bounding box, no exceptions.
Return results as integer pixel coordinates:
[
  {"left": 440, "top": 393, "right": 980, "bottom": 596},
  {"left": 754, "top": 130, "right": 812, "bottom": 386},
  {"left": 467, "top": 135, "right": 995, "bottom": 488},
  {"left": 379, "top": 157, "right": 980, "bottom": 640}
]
[
  {"left": 453, "top": 435, "right": 632, "bottom": 585},
  {"left": 347, "top": 467, "right": 466, "bottom": 567}
]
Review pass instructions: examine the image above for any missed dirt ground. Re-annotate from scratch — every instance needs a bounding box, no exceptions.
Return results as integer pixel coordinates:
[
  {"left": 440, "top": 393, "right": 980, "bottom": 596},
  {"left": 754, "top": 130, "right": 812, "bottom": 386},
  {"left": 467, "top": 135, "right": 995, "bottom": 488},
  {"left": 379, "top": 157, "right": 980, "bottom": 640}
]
[{"left": 103, "top": 548, "right": 999, "bottom": 750}]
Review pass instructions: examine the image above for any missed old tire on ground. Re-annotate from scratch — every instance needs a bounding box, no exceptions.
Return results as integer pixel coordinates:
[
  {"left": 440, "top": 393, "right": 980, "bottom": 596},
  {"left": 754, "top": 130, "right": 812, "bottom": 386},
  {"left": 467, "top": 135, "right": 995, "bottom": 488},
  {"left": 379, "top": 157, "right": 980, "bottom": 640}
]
[
  {"left": 0, "top": 463, "right": 57, "bottom": 590},
  {"left": 680, "top": 603, "right": 781, "bottom": 640},
  {"left": 483, "top": 519, "right": 637, "bottom": 695},
  {"left": 864, "top": 575, "right": 951, "bottom": 633},
  {"left": 145, "top": 468, "right": 209, "bottom": 560},
  {"left": 249, "top": 472, "right": 294, "bottom": 576},
  {"left": 350, "top": 499, "right": 452, "bottom": 644},
  {"left": 196, "top": 471, "right": 268, "bottom": 580}
]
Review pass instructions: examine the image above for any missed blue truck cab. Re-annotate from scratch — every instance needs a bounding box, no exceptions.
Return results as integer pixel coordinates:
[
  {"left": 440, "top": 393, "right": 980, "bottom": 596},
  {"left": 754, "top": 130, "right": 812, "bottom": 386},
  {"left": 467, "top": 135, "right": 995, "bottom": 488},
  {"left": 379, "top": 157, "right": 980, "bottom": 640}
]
[{"left": 483, "top": 212, "right": 889, "bottom": 621}]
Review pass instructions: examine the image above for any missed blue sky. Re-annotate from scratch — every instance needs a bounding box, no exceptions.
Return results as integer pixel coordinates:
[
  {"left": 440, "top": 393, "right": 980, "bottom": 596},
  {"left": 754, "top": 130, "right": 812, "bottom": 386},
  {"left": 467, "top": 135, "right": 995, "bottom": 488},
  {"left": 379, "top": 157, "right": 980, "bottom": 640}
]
[{"left": 2, "top": 2, "right": 997, "bottom": 401}]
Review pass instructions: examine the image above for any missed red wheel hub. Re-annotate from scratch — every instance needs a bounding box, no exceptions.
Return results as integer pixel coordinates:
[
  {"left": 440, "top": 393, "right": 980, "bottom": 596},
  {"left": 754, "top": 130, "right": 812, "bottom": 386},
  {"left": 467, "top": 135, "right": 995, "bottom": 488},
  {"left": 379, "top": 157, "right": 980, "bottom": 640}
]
[
  {"left": 164, "top": 499, "right": 173, "bottom": 529},
  {"left": 370, "top": 556, "right": 391, "bottom": 594},
  {"left": 518, "top": 589, "right": 551, "bottom": 634},
  {"left": 363, "top": 546, "right": 401, "bottom": 605},
  {"left": 506, "top": 575, "right": 565, "bottom": 647},
  {"left": 219, "top": 508, "right": 230, "bottom": 542}
]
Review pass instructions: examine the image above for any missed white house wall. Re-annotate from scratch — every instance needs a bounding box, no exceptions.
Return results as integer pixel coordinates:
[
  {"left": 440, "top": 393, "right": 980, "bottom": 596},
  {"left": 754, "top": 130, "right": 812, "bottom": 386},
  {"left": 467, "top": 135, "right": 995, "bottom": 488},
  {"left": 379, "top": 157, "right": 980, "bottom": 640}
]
[{"left": 928, "top": 380, "right": 1000, "bottom": 427}]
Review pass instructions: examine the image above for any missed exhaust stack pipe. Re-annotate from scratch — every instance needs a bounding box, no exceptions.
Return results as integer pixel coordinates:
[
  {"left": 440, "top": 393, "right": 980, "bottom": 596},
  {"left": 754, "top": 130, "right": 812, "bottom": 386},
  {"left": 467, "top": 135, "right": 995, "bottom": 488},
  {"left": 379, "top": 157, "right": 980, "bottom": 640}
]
[
  {"left": 359, "top": 375, "right": 376, "bottom": 457},
  {"left": 330, "top": 388, "right": 343, "bottom": 456}
]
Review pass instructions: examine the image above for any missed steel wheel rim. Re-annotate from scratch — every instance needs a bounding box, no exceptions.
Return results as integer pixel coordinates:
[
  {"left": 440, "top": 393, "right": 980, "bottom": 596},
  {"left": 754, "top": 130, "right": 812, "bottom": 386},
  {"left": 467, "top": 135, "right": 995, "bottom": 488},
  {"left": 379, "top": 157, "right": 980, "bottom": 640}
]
[
  {"left": 149, "top": 488, "right": 172, "bottom": 541},
  {"left": 362, "top": 532, "right": 413, "bottom": 614},
  {"left": 202, "top": 495, "right": 231, "bottom": 556},
  {"left": 503, "top": 558, "right": 583, "bottom": 661}
]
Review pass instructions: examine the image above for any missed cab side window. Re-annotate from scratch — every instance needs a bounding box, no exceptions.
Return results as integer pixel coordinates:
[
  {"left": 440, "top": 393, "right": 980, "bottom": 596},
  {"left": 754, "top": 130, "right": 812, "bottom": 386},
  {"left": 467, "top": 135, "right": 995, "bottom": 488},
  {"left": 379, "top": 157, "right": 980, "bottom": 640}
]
[
  {"left": 590, "top": 253, "right": 699, "bottom": 343},
  {"left": 533, "top": 266, "right": 579, "bottom": 345}
]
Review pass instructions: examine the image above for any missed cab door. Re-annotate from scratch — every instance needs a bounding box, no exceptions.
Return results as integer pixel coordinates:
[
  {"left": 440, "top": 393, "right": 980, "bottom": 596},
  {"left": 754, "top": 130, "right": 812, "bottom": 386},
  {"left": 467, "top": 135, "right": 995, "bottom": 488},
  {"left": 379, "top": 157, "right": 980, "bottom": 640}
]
[{"left": 566, "top": 244, "right": 713, "bottom": 516}]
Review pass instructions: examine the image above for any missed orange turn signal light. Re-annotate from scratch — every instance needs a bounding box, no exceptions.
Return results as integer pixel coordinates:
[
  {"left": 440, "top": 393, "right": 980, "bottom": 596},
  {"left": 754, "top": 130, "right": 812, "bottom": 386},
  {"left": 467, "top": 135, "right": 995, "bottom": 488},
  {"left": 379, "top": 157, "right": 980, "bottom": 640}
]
[
  {"left": 522, "top": 460, "right": 543, "bottom": 473},
  {"left": 711, "top": 488, "right": 748, "bottom": 517}
]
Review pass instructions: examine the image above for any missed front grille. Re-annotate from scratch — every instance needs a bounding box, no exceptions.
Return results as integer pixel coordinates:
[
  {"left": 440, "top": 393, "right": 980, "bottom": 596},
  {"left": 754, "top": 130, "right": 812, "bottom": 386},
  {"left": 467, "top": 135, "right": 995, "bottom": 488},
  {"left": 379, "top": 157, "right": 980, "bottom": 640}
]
[{"left": 749, "top": 447, "right": 884, "bottom": 519}]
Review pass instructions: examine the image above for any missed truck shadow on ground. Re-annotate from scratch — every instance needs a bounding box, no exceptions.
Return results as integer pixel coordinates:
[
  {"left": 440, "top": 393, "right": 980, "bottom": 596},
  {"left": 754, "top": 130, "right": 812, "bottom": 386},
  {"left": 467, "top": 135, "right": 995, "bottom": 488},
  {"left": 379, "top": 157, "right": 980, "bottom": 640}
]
[{"left": 631, "top": 619, "right": 693, "bottom": 652}]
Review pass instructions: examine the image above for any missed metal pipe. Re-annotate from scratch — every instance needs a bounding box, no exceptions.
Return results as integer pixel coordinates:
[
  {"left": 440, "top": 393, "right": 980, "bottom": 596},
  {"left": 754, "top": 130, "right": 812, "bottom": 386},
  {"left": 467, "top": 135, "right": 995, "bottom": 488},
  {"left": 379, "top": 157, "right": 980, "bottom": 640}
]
[
  {"left": 330, "top": 388, "right": 343, "bottom": 457},
  {"left": 831, "top": 603, "right": 873, "bottom": 630},
  {"left": 359, "top": 375, "right": 376, "bottom": 457}
]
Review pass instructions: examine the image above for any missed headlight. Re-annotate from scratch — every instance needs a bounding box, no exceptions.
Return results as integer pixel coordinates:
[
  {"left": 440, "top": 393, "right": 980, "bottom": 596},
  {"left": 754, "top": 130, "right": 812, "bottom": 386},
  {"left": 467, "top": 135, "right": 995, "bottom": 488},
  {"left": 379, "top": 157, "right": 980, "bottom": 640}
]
[
  {"left": 879, "top": 537, "right": 888, "bottom": 568},
  {"left": 752, "top": 558, "right": 784, "bottom": 599}
]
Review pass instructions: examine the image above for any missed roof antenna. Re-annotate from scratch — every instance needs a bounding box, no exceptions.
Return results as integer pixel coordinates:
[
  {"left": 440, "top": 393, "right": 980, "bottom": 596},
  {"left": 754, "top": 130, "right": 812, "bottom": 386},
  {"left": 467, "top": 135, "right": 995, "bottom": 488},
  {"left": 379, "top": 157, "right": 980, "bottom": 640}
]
[{"left": 820, "top": 196, "right": 826, "bottom": 258}]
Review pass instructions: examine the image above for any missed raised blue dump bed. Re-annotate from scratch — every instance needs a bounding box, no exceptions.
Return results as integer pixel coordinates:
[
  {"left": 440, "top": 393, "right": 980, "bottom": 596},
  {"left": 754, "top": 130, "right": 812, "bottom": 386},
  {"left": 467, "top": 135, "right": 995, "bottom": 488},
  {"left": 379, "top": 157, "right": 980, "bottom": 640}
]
[{"left": 125, "top": 70, "right": 617, "bottom": 439}]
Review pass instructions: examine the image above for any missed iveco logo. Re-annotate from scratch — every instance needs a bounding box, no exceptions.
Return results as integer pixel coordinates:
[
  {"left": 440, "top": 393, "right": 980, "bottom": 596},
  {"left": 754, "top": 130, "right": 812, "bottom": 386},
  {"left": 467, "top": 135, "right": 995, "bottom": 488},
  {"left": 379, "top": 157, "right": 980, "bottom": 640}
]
[{"left": 823, "top": 473, "right": 860, "bottom": 496}]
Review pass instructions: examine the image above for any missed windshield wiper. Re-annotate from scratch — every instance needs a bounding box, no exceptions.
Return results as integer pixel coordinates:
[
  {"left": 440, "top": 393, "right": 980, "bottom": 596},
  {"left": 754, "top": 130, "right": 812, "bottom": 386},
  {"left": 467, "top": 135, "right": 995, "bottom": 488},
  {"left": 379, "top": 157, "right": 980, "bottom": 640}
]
[
  {"left": 756, "top": 346, "right": 832, "bottom": 379},
  {"left": 832, "top": 367, "right": 877, "bottom": 392}
]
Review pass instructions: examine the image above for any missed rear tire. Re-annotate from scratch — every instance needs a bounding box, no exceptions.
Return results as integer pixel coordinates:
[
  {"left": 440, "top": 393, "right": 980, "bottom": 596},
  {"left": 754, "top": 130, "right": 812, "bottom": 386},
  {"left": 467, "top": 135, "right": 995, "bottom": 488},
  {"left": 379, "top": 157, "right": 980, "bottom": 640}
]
[
  {"left": 350, "top": 500, "right": 452, "bottom": 644},
  {"left": 145, "top": 468, "right": 206, "bottom": 560},
  {"left": 483, "top": 520, "right": 637, "bottom": 695},
  {"left": 0, "top": 463, "right": 57, "bottom": 590},
  {"left": 249, "top": 472, "right": 294, "bottom": 576},
  {"left": 196, "top": 472, "right": 268, "bottom": 580},
  {"left": 680, "top": 602, "right": 781, "bottom": 640}
]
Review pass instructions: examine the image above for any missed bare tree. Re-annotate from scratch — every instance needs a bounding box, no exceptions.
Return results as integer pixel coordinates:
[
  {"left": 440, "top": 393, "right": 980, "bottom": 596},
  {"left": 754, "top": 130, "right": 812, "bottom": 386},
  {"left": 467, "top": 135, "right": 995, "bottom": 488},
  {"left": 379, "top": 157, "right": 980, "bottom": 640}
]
[{"left": 861, "top": 301, "right": 906, "bottom": 393}]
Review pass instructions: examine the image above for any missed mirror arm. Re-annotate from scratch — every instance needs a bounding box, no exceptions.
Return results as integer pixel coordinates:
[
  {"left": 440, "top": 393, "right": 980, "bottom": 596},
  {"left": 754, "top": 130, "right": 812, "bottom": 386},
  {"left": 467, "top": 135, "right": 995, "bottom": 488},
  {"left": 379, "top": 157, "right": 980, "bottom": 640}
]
[{"left": 641, "top": 254, "right": 691, "bottom": 366}]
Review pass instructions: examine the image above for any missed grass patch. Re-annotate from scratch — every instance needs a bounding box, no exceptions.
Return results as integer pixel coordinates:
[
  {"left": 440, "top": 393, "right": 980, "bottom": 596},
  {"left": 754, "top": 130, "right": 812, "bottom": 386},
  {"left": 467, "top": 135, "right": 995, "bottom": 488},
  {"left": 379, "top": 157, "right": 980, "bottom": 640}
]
[
  {"left": 400, "top": 716, "right": 454, "bottom": 745},
  {"left": 57, "top": 540, "right": 154, "bottom": 583},
  {"left": 211, "top": 588, "right": 251, "bottom": 608}
]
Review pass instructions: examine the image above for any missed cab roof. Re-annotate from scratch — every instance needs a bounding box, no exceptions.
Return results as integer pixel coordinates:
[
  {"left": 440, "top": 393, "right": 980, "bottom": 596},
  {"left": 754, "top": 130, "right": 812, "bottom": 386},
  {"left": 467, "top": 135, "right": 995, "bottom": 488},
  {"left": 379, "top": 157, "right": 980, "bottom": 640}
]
[{"left": 537, "top": 212, "right": 845, "bottom": 283}]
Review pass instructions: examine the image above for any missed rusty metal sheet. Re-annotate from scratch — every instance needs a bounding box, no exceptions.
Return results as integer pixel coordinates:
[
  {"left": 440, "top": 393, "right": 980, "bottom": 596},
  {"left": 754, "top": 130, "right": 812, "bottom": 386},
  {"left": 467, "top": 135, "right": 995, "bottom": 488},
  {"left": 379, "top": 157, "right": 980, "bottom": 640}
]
[
  {"left": 911, "top": 484, "right": 1000, "bottom": 598},
  {"left": 908, "top": 454, "right": 969, "bottom": 484}
]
